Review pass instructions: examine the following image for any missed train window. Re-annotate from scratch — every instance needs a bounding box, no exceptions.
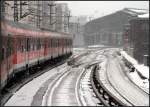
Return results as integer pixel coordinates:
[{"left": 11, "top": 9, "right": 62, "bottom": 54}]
[
  {"left": 21, "top": 45, "right": 24, "bottom": 52},
  {"left": 48, "top": 40, "right": 50, "bottom": 48},
  {"left": 56, "top": 39, "right": 58, "bottom": 47},
  {"left": 66, "top": 40, "right": 67, "bottom": 46},
  {"left": 57, "top": 39, "right": 59, "bottom": 47},
  {"left": 50, "top": 39, "right": 51, "bottom": 48},
  {"left": 52, "top": 39, "right": 54, "bottom": 48},
  {"left": 35, "top": 39, "right": 37, "bottom": 50},
  {"left": 58, "top": 39, "right": 59, "bottom": 47},
  {"left": 53, "top": 39, "right": 54, "bottom": 48},
  {"left": 27, "top": 38, "right": 30, "bottom": 51},
  {"left": 40, "top": 40, "right": 42, "bottom": 49},
  {"left": 33, "top": 39, "right": 36, "bottom": 51},
  {"left": 17, "top": 38, "right": 20, "bottom": 51},
  {"left": 37, "top": 39, "right": 41, "bottom": 50},
  {"left": 6, "top": 37, "right": 12, "bottom": 57},
  {"left": 6, "top": 47, "right": 10, "bottom": 57},
  {"left": 32, "top": 44, "right": 34, "bottom": 51},
  {"left": 54, "top": 39, "right": 56, "bottom": 47},
  {"left": 30, "top": 41, "right": 32, "bottom": 51},
  {"left": 51, "top": 39, "right": 53, "bottom": 47},
  {"left": 2, "top": 48, "right": 5, "bottom": 60}
]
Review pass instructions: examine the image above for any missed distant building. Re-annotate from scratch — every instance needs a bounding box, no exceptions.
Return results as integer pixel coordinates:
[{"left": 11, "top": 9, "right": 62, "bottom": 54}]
[
  {"left": 69, "top": 16, "right": 87, "bottom": 47},
  {"left": 40, "top": 1, "right": 56, "bottom": 31},
  {"left": 56, "top": 3, "right": 69, "bottom": 33},
  {"left": 123, "top": 24, "right": 131, "bottom": 54},
  {"left": 3, "top": 1, "right": 56, "bottom": 31},
  {"left": 83, "top": 8, "right": 148, "bottom": 47},
  {"left": 28, "top": 1, "right": 56, "bottom": 30},
  {"left": 3, "top": 1, "right": 30, "bottom": 24},
  {"left": 127, "top": 13, "right": 149, "bottom": 65}
]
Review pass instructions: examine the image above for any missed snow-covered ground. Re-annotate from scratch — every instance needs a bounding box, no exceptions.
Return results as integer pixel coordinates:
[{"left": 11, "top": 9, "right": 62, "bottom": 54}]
[
  {"left": 4, "top": 48, "right": 149, "bottom": 106},
  {"left": 88, "top": 45, "right": 105, "bottom": 48},
  {"left": 120, "top": 51, "right": 149, "bottom": 93},
  {"left": 80, "top": 67, "right": 101, "bottom": 106},
  {"left": 4, "top": 63, "right": 69, "bottom": 106},
  {"left": 120, "top": 51, "right": 149, "bottom": 79}
]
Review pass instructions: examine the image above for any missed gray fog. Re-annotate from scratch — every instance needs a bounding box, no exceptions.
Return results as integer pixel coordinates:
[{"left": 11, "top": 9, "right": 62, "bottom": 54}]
[{"left": 57, "top": 1, "right": 149, "bottom": 19}]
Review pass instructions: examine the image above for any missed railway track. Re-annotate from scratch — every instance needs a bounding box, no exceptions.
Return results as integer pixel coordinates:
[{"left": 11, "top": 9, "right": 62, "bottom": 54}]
[
  {"left": 42, "top": 51, "right": 97, "bottom": 106},
  {"left": 1, "top": 56, "right": 69, "bottom": 106},
  {"left": 4, "top": 48, "right": 148, "bottom": 106},
  {"left": 3, "top": 50, "right": 89, "bottom": 106},
  {"left": 43, "top": 67, "right": 84, "bottom": 106},
  {"left": 88, "top": 50, "right": 149, "bottom": 106},
  {"left": 90, "top": 64, "right": 127, "bottom": 106},
  {"left": 106, "top": 53, "right": 149, "bottom": 106}
]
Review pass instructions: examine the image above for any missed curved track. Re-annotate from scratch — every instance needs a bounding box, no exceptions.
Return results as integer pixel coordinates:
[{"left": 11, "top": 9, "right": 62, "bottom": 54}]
[
  {"left": 44, "top": 67, "right": 84, "bottom": 106},
  {"left": 90, "top": 49, "right": 149, "bottom": 106},
  {"left": 4, "top": 48, "right": 149, "bottom": 106},
  {"left": 106, "top": 53, "right": 149, "bottom": 106}
]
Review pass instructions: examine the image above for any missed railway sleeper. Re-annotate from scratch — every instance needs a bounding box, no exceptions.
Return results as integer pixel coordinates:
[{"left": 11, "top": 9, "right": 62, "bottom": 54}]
[{"left": 91, "top": 65, "right": 125, "bottom": 106}]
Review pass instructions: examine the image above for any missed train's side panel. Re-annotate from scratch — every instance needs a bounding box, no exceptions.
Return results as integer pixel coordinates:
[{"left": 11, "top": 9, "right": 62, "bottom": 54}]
[
  {"left": 1, "top": 35, "right": 14, "bottom": 88},
  {"left": 44, "top": 38, "right": 48, "bottom": 60},
  {"left": 7, "top": 36, "right": 14, "bottom": 77},
  {"left": 28, "top": 37, "right": 39, "bottom": 67},
  {"left": 15, "top": 37, "right": 26, "bottom": 72},
  {"left": 1, "top": 20, "right": 72, "bottom": 90},
  {"left": 1, "top": 36, "right": 7, "bottom": 88},
  {"left": 62, "top": 38, "right": 64, "bottom": 55}
]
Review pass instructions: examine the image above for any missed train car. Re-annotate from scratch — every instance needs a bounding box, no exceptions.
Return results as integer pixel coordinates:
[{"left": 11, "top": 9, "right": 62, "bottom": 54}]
[{"left": 0, "top": 19, "right": 73, "bottom": 90}]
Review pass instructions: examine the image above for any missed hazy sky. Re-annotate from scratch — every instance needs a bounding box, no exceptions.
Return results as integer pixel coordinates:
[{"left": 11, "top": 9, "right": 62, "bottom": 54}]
[{"left": 57, "top": 1, "right": 149, "bottom": 20}]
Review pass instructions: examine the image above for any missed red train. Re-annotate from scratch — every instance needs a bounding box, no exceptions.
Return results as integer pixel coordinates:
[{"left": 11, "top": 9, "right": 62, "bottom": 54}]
[{"left": 0, "top": 19, "right": 73, "bottom": 90}]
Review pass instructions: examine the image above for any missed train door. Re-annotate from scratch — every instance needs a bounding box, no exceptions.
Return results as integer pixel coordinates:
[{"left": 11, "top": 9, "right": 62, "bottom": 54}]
[
  {"left": 6, "top": 35, "right": 13, "bottom": 79},
  {"left": 13, "top": 37, "right": 17, "bottom": 68},
  {"left": 1, "top": 36, "right": 7, "bottom": 88},
  {"left": 62, "top": 38, "right": 64, "bottom": 55},
  {"left": 16, "top": 36, "right": 26, "bottom": 70},
  {"left": 48, "top": 38, "right": 51, "bottom": 59},
  {"left": 37, "top": 38, "right": 40, "bottom": 64},
  {"left": 26, "top": 37, "right": 29, "bottom": 69},
  {"left": 51, "top": 38, "right": 54, "bottom": 58},
  {"left": 44, "top": 38, "right": 48, "bottom": 60},
  {"left": 50, "top": 38, "right": 53, "bottom": 58}
]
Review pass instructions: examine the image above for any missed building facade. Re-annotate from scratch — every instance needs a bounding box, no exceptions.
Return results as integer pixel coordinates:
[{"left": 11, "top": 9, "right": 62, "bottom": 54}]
[
  {"left": 3, "top": 1, "right": 30, "bottom": 24},
  {"left": 69, "top": 16, "right": 87, "bottom": 47},
  {"left": 2, "top": 1, "right": 69, "bottom": 33},
  {"left": 128, "top": 14, "right": 149, "bottom": 65},
  {"left": 83, "top": 8, "right": 148, "bottom": 47},
  {"left": 56, "top": 3, "right": 69, "bottom": 33}
]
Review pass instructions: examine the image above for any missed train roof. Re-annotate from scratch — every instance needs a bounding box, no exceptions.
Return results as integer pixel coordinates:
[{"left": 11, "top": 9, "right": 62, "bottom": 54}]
[{"left": 1, "top": 19, "right": 73, "bottom": 39}]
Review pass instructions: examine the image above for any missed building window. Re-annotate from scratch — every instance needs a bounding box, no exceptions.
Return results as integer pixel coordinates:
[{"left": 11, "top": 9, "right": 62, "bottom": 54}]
[{"left": 142, "top": 23, "right": 149, "bottom": 30}]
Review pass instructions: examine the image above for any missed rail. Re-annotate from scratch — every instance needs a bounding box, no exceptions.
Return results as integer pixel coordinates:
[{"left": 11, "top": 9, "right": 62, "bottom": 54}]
[{"left": 90, "top": 64, "right": 127, "bottom": 106}]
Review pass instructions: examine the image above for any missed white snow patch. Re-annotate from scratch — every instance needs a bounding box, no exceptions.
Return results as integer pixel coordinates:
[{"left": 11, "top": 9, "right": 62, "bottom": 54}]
[
  {"left": 127, "top": 8, "right": 148, "bottom": 14},
  {"left": 88, "top": 45, "right": 105, "bottom": 48},
  {"left": 129, "top": 71, "right": 149, "bottom": 93},
  {"left": 138, "top": 13, "right": 149, "bottom": 18},
  {"left": 121, "top": 51, "right": 149, "bottom": 79},
  {"left": 80, "top": 68, "right": 101, "bottom": 106}
]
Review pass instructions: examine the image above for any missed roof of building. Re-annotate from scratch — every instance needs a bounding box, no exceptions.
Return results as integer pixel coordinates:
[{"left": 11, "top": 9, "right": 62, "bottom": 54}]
[
  {"left": 138, "top": 13, "right": 149, "bottom": 18},
  {"left": 122, "top": 8, "right": 149, "bottom": 16}
]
